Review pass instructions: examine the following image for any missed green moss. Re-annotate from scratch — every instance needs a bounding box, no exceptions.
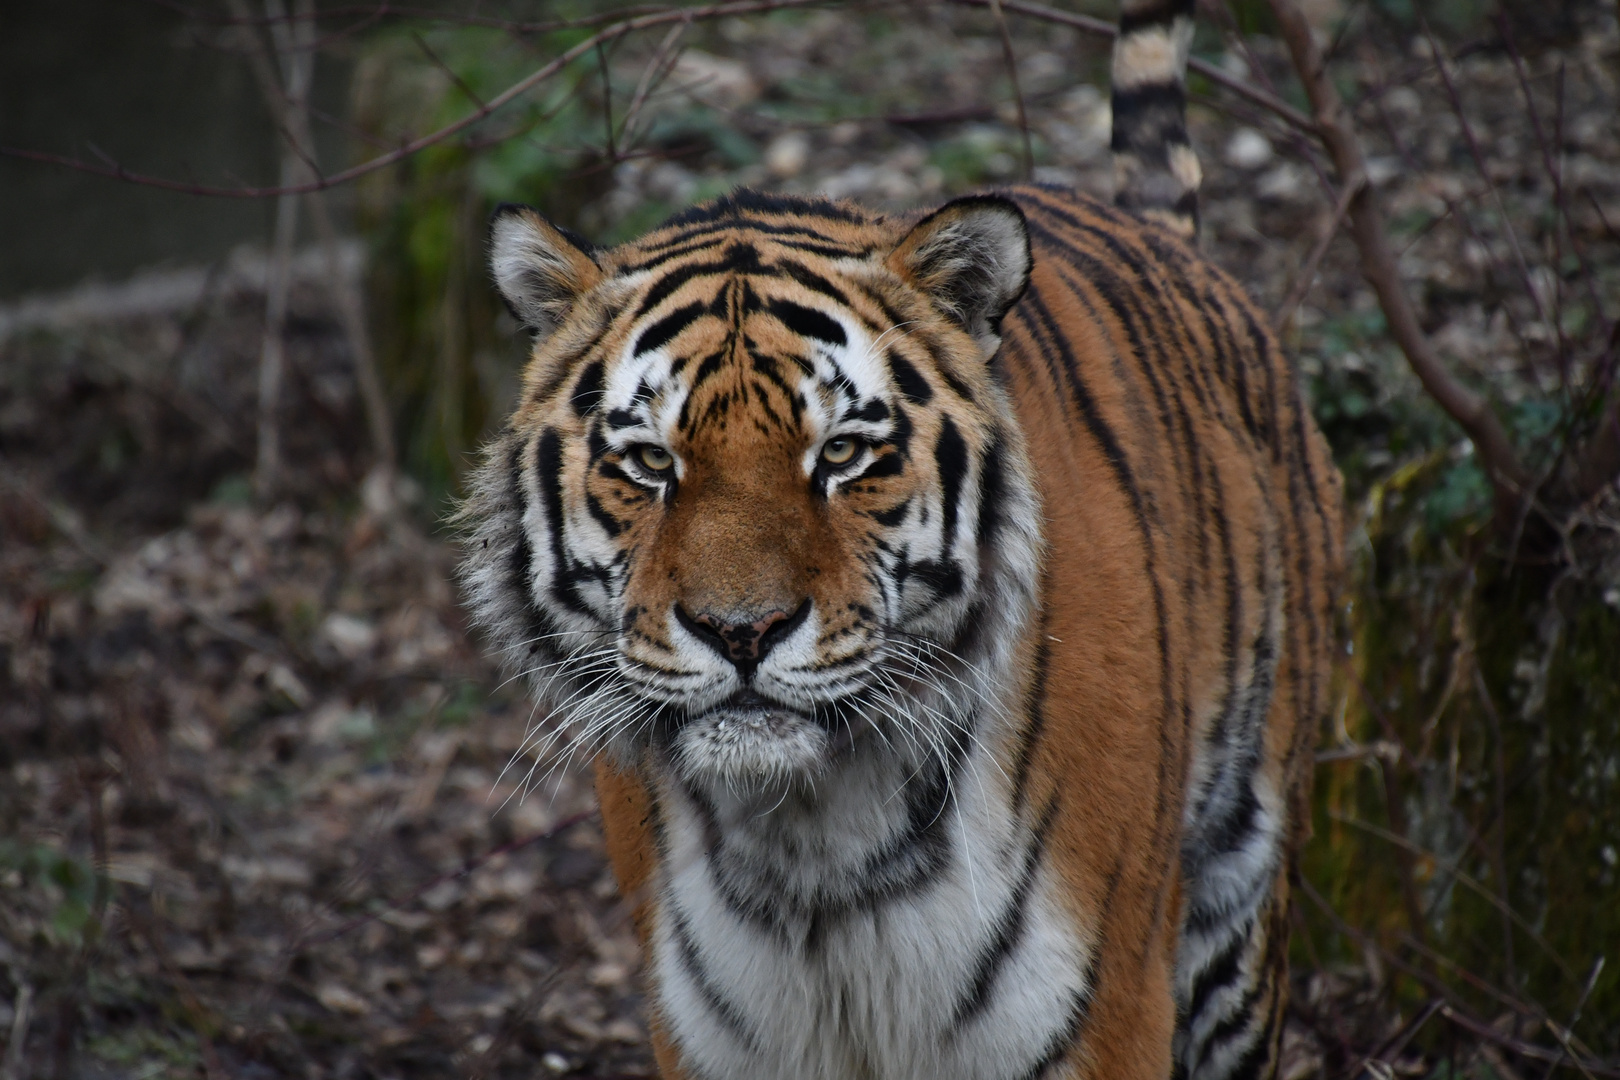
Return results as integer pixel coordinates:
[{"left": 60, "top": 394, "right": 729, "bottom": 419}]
[{"left": 1300, "top": 448, "right": 1620, "bottom": 1054}]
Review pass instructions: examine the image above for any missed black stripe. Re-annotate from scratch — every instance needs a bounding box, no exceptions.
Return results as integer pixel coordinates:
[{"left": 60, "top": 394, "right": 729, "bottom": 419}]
[
  {"left": 631, "top": 243, "right": 768, "bottom": 309},
  {"left": 939, "top": 365, "right": 977, "bottom": 402},
  {"left": 699, "top": 733, "right": 968, "bottom": 938},
  {"left": 1118, "top": 1, "right": 1193, "bottom": 34},
  {"left": 935, "top": 416, "right": 969, "bottom": 547},
  {"left": 1014, "top": 986, "right": 1090, "bottom": 1080},
  {"left": 1220, "top": 1027, "right": 1274, "bottom": 1080},
  {"left": 849, "top": 397, "right": 890, "bottom": 423},
  {"left": 870, "top": 498, "right": 911, "bottom": 527},
  {"left": 947, "top": 798, "right": 1059, "bottom": 1033},
  {"left": 1013, "top": 287, "right": 1178, "bottom": 839},
  {"left": 634, "top": 301, "right": 705, "bottom": 355},
  {"left": 888, "top": 352, "right": 934, "bottom": 405},
  {"left": 570, "top": 359, "right": 605, "bottom": 417},
  {"left": 976, "top": 435, "right": 1009, "bottom": 546},
  {"left": 778, "top": 259, "right": 854, "bottom": 306},
  {"left": 626, "top": 235, "right": 859, "bottom": 275},
  {"left": 861, "top": 449, "right": 905, "bottom": 480},
  {"left": 1009, "top": 596, "right": 1051, "bottom": 813},
  {"left": 633, "top": 259, "right": 721, "bottom": 317},
  {"left": 534, "top": 428, "right": 597, "bottom": 616},
  {"left": 1110, "top": 84, "right": 1191, "bottom": 159},
  {"left": 584, "top": 491, "right": 623, "bottom": 537},
  {"left": 641, "top": 218, "right": 867, "bottom": 255},
  {"left": 1186, "top": 922, "right": 1248, "bottom": 1022},
  {"left": 768, "top": 298, "right": 846, "bottom": 347},
  {"left": 668, "top": 906, "right": 761, "bottom": 1051},
  {"left": 658, "top": 188, "right": 866, "bottom": 229},
  {"left": 1191, "top": 984, "right": 1264, "bottom": 1075},
  {"left": 534, "top": 429, "right": 573, "bottom": 612},
  {"left": 899, "top": 557, "right": 963, "bottom": 601},
  {"left": 507, "top": 439, "right": 562, "bottom": 650}
]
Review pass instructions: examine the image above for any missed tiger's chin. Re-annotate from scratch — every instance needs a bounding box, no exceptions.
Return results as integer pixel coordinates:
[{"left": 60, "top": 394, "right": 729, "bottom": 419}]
[{"left": 668, "top": 699, "right": 833, "bottom": 791}]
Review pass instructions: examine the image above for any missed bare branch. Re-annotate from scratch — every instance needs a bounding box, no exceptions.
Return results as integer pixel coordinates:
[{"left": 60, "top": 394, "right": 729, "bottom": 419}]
[
  {"left": 1261, "top": 0, "right": 1534, "bottom": 519},
  {"left": 0, "top": 0, "right": 845, "bottom": 199}
]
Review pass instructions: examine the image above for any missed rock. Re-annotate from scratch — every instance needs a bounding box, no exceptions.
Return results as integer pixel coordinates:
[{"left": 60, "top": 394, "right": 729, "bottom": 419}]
[
  {"left": 320, "top": 612, "right": 377, "bottom": 659},
  {"left": 765, "top": 131, "right": 811, "bottom": 179},
  {"left": 316, "top": 982, "right": 370, "bottom": 1016},
  {"left": 1224, "top": 128, "right": 1274, "bottom": 171}
]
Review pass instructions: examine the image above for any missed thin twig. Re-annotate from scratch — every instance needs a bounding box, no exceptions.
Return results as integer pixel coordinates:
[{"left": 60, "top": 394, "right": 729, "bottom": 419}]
[
  {"left": 149, "top": 0, "right": 678, "bottom": 35},
  {"left": 986, "top": 0, "right": 1034, "bottom": 180},
  {"left": 598, "top": 42, "right": 618, "bottom": 163},
  {"left": 1299, "top": 878, "right": 1620, "bottom": 1077},
  {"left": 1540, "top": 959, "right": 1607, "bottom": 1080},
  {"left": 619, "top": 21, "right": 689, "bottom": 151},
  {"left": 1471, "top": 665, "right": 1518, "bottom": 988},
  {"left": 1422, "top": 24, "right": 1559, "bottom": 357},
  {"left": 1348, "top": 999, "right": 1445, "bottom": 1080},
  {"left": 1274, "top": 171, "right": 1365, "bottom": 332},
  {"left": 1326, "top": 811, "right": 1579, "bottom": 983},
  {"left": 0, "top": 985, "right": 32, "bottom": 1080},
  {"left": 1441, "top": 1006, "right": 1620, "bottom": 1078}
]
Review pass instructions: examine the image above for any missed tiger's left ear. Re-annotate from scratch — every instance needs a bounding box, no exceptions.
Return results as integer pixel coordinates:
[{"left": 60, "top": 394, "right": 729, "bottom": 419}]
[{"left": 886, "top": 195, "right": 1032, "bottom": 357}]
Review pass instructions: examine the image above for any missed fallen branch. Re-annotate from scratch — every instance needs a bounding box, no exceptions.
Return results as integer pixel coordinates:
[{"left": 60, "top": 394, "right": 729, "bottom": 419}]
[
  {"left": 1298, "top": 879, "right": 1620, "bottom": 1078},
  {"left": 1440, "top": 1006, "right": 1619, "bottom": 1078}
]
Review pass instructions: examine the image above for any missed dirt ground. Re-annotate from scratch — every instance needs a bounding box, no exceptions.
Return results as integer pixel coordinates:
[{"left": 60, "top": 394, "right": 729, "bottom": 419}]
[{"left": 2, "top": 4, "right": 1617, "bottom": 1078}]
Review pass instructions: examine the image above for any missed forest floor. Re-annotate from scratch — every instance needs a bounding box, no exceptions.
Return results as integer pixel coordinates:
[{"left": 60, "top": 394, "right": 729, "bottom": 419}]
[{"left": 2, "top": 4, "right": 1618, "bottom": 1079}]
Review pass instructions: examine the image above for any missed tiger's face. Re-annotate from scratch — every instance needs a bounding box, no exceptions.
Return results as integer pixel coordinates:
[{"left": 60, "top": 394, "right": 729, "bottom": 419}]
[{"left": 461, "top": 192, "right": 1042, "bottom": 794}]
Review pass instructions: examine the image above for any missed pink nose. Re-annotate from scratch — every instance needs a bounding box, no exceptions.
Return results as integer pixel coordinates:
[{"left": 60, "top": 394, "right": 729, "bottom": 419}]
[{"left": 674, "top": 601, "right": 810, "bottom": 675}]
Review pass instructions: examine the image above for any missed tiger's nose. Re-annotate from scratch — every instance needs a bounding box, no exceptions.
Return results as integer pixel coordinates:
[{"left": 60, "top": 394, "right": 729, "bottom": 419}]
[{"left": 675, "top": 601, "right": 809, "bottom": 674}]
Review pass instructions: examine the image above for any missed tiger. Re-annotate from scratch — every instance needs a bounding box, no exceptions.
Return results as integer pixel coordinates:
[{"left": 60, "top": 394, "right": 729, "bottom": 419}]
[{"left": 456, "top": 0, "right": 1343, "bottom": 1074}]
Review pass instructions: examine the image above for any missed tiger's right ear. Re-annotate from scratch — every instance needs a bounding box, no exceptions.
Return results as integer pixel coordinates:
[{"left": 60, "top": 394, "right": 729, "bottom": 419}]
[{"left": 489, "top": 203, "right": 604, "bottom": 338}]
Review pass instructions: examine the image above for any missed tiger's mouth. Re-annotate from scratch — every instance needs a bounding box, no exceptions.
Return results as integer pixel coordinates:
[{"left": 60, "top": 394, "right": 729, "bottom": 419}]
[{"left": 667, "top": 688, "right": 836, "bottom": 788}]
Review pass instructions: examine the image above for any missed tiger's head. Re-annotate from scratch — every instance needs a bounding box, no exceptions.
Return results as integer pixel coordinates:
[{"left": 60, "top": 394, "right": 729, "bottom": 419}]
[{"left": 459, "top": 190, "right": 1042, "bottom": 796}]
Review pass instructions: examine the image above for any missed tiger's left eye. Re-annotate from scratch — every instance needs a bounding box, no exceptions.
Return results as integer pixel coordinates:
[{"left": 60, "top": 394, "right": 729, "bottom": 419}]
[
  {"left": 821, "top": 438, "right": 858, "bottom": 466},
  {"left": 638, "top": 445, "right": 675, "bottom": 472}
]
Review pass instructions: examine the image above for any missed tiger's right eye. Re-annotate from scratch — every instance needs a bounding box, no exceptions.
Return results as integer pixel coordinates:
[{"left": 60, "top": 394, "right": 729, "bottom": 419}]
[{"left": 638, "top": 445, "right": 675, "bottom": 472}]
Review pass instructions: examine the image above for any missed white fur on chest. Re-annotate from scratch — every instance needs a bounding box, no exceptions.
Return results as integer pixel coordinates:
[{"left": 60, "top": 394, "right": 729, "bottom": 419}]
[{"left": 649, "top": 743, "right": 1093, "bottom": 1080}]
